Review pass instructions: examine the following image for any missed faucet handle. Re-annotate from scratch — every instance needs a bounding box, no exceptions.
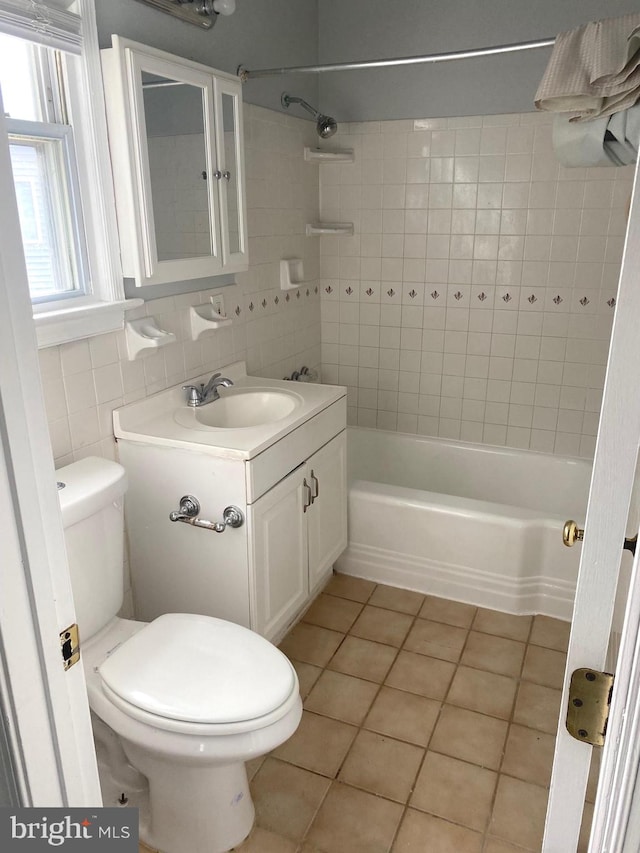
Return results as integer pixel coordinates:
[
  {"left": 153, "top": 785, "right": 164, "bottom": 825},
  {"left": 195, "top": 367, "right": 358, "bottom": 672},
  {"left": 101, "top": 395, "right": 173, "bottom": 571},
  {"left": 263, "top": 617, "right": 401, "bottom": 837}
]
[{"left": 182, "top": 384, "right": 203, "bottom": 406}]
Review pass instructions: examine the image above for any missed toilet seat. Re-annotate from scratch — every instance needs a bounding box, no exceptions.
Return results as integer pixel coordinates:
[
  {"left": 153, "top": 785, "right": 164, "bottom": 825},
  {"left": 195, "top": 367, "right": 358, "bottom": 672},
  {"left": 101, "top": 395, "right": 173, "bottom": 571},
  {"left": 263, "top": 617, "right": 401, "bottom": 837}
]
[
  {"left": 99, "top": 678, "right": 301, "bottom": 737},
  {"left": 98, "top": 613, "right": 297, "bottom": 731}
]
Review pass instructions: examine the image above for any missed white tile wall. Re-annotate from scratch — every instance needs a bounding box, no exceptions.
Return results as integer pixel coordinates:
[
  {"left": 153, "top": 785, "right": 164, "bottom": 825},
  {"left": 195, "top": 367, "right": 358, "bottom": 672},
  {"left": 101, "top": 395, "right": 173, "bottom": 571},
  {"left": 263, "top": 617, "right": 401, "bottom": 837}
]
[
  {"left": 39, "top": 104, "right": 322, "bottom": 468},
  {"left": 148, "top": 133, "right": 211, "bottom": 261},
  {"left": 319, "top": 113, "right": 633, "bottom": 458},
  {"left": 37, "top": 106, "right": 634, "bottom": 470}
]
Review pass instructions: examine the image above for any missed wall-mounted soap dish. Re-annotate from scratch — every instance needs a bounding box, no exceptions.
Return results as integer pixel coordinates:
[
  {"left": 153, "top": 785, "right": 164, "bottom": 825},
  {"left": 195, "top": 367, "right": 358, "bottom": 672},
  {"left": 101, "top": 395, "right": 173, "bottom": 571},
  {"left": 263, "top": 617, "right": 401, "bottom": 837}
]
[
  {"left": 280, "top": 258, "right": 305, "bottom": 290},
  {"left": 189, "top": 303, "right": 232, "bottom": 339},
  {"left": 125, "top": 317, "right": 176, "bottom": 360}
]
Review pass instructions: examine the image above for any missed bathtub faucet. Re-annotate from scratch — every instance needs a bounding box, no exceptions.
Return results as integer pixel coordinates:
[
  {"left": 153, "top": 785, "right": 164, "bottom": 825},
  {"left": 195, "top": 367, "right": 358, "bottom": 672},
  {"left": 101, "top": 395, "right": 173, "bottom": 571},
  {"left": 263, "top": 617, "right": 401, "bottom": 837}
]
[{"left": 182, "top": 373, "right": 234, "bottom": 407}]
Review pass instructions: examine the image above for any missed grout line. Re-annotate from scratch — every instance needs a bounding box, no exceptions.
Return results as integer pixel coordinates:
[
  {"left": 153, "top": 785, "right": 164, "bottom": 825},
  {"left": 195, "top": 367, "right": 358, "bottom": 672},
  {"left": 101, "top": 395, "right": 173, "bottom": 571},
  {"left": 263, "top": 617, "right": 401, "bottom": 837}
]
[
  {"left": 358, "top": 592, "right": 433, "bottom": 850},
  {"left": 272, "top": 581, "right": 566, "bottom": 852},
  {"left": 483, "top": 614, "right": 553, "bottom": 852},
  {"left": 302, "top": 581, "right": 430, "bottom": 848},
  {"left": 296, "top": 579, "right": 388, "bottom": 851}
]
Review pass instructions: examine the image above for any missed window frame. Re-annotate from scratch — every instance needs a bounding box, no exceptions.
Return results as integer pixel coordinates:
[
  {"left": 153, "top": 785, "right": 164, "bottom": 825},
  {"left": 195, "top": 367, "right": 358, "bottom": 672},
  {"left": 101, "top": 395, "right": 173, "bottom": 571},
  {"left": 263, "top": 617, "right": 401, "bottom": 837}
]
[
  {"left": 7, "top": 117, "right": 90, "bottom": 304},
  {"left": 0, "top": 0, "right": 143, "bottom": 347}
]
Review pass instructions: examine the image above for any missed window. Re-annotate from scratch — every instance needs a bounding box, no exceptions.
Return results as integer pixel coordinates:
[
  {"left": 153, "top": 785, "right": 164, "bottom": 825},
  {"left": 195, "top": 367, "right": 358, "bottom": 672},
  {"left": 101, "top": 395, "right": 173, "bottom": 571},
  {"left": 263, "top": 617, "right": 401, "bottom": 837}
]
[
  {"left": 1, "top": 31, "right": 88, "bottom": 303},
  {"left": 0, "top": 0, "right": 136, "bottom": 347}
]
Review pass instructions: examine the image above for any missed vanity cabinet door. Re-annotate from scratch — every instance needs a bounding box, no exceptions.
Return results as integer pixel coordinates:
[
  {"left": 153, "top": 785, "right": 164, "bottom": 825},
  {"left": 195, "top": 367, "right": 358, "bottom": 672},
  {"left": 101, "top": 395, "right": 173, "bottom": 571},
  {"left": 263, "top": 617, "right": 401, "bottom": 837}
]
[
  {"left": 306, "top": 431, "right": 348, "bottom": 593},
  {"left": 250, "top": 465, "right": 309, "bottom": 640}
]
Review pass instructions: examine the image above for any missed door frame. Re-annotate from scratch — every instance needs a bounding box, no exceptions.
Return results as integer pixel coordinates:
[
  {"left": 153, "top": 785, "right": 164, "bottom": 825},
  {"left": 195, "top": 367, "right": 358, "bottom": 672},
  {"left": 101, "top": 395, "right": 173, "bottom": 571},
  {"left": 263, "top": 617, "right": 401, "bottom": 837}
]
[{"left": 0, "top": 92, "right": 101, "bottom": 807}]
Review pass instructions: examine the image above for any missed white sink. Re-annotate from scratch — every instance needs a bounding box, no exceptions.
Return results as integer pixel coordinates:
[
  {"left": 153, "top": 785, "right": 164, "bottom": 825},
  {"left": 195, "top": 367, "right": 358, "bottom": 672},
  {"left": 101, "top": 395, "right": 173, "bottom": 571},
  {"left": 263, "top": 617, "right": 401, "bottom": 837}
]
[
  {"left": 113, "top": 361, "right": 347, "bottom": 460},
  {"left": 173, "top": 388, "right": 303, "bottom": 430}
]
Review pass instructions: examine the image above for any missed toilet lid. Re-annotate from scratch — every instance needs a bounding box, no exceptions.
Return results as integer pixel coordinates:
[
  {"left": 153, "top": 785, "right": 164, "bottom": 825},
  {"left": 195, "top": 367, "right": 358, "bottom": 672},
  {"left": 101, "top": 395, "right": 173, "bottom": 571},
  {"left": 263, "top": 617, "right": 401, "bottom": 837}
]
[{"left": 98, "top": 613, "right": 296, "bottom": 724}]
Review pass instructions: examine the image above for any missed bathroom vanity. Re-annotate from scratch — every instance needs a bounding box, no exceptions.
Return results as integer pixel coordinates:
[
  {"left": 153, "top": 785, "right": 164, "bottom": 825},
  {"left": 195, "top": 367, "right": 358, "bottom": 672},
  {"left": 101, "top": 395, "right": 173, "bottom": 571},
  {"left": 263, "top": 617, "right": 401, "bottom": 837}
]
[{"left": 113, "top": 363, "right": 347, "bottom": 641}]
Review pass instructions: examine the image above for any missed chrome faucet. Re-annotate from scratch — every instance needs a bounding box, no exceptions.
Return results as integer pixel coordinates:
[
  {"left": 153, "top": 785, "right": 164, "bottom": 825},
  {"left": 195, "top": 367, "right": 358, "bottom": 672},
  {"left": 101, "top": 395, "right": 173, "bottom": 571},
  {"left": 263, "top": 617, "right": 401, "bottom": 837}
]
[{"left": 182, "top": 373, "right": 234, "bottom": 407}]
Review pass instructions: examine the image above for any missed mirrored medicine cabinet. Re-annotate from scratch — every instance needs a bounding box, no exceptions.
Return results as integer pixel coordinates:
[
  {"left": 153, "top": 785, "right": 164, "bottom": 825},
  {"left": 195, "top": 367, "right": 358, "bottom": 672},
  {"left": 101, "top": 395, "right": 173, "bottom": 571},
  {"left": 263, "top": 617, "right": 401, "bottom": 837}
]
[{"left": 101, "top": 36, "right": 248, "bottom": 287}]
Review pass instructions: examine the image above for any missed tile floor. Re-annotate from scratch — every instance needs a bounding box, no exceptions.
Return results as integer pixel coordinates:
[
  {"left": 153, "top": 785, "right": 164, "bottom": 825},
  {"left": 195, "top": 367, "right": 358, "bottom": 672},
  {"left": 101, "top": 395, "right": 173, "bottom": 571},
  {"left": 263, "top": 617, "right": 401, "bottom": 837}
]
[{"left": 140, "top": 574, "right": 598, "bottom": 853}]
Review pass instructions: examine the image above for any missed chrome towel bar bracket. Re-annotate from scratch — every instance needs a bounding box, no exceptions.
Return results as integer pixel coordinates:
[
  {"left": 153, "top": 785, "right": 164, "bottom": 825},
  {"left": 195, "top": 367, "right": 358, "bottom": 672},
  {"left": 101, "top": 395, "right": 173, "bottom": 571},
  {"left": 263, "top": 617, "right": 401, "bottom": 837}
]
[{"left": 169, "top": 495, "right": 244, "bottom": 532}]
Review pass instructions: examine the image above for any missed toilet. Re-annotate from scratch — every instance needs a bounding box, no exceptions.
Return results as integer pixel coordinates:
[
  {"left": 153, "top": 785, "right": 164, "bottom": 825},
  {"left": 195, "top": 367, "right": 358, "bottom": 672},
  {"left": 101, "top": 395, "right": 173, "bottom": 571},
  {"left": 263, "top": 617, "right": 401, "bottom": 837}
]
[{"left": 57, "top": 456, "right": 302, "bottom": 853}]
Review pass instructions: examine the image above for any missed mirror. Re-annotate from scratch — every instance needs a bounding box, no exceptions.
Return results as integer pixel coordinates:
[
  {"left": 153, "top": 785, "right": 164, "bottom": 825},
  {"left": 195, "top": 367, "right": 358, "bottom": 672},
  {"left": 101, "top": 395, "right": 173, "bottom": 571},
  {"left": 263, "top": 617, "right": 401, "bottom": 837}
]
[
  {"left": 102, "top": 38, "right": 249, "bottom": 285},
  {"left": 221, "top": 92, "right": 241, "bottom": 255},
  {"left": 142, "top": 70, "right": 212, "bottom": 262}
]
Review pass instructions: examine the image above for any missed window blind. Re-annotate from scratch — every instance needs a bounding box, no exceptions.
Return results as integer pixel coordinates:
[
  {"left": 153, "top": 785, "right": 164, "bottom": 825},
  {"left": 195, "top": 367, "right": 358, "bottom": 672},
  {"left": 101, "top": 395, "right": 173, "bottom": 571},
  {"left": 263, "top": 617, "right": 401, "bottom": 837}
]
[{"left": 0, "top": 0, "right": 82, "bottom": 53}]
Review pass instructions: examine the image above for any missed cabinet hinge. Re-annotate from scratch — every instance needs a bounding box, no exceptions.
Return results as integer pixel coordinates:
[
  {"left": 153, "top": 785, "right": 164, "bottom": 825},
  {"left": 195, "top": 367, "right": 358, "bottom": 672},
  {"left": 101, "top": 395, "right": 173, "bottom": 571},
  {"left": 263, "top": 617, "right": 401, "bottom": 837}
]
[
  {"left": 566, "top": 668, "right": 614, "bottom": 747},
  {"left": 60, "top": 623, "right": 80, "bottom": 671}
]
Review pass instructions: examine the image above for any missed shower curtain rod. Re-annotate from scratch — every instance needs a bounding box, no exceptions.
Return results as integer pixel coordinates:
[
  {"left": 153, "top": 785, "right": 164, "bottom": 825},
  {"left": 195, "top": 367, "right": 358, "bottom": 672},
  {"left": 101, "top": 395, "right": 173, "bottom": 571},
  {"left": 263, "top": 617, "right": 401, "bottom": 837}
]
[{"left": 237, "top": 37, "right": 555, "bottom": 81}]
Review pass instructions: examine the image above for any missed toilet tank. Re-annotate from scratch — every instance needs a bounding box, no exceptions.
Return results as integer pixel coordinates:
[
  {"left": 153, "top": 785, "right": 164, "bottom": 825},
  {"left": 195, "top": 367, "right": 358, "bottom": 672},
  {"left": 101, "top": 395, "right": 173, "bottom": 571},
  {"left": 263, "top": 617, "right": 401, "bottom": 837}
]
[{"left": 57, "top": 457, "right": 128, "bottom": 642}]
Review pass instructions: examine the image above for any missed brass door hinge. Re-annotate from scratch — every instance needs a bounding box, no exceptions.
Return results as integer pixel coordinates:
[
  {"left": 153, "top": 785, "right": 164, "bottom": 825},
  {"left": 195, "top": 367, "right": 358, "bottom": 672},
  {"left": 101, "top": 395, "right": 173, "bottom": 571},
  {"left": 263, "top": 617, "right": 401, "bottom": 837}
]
[
  {"left": 566, "top": 668, "right": 614, "bottom": 747},
  {"left": 60, "top": 624, "right": 80, "bottom": 671}
]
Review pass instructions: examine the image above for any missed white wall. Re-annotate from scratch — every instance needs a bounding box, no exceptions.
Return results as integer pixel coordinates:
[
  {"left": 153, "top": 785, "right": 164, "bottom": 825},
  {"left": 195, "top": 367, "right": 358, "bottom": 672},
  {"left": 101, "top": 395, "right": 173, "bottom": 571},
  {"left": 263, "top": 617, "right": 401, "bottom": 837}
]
[
  {"left": 95, "top": 0, "right": 319, "bottom": 115},
  {"left": 318, "top": 113, "right": 632, "bottom": 458},
  {"left": 96, "top": 1, "right": 640, "bottom": 122},
  {"left": 317, "top": 0, "right": 640, "bottom": 121}
]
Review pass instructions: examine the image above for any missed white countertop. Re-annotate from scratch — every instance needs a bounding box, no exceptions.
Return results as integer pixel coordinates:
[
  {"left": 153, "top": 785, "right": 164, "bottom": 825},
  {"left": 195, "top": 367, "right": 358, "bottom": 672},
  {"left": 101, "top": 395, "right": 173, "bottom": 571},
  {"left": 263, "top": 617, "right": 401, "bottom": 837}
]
[{"left": 113, "top": 362, "right": 346, "bottom": 461}]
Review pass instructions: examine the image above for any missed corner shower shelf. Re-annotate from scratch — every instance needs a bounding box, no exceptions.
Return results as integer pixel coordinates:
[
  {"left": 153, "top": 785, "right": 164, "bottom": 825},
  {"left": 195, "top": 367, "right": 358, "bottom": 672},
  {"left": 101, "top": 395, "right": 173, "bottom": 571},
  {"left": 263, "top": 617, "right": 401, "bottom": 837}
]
[
  {"left": 306, "top": 222, "right": 354, "bottom": 237},
  {"left": 304, "top": 146, "right": 355, "bottom": 163}
]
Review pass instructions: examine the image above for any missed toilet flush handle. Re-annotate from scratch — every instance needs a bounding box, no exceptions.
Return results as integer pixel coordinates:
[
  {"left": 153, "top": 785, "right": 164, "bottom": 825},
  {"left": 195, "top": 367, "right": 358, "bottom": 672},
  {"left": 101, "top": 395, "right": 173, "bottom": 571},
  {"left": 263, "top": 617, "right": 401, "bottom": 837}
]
[{"left": 169, "top": 495, "right": 244, "bottom": 532}]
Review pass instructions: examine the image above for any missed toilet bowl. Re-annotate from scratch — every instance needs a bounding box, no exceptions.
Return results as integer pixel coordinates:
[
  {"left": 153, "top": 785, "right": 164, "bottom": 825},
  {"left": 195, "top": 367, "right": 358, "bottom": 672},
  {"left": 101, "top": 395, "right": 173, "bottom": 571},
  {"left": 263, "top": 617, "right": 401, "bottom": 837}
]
[{"left": 57, "top": 457, "right": 302, "bottom": 853}]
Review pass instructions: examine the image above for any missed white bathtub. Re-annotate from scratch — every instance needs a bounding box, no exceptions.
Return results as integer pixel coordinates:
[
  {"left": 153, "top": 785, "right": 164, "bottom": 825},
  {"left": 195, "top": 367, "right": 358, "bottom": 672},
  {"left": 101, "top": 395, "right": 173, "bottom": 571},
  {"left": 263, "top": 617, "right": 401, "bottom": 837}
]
[{"left": 335, "top": 428, "right": 592, "bottom": 620}]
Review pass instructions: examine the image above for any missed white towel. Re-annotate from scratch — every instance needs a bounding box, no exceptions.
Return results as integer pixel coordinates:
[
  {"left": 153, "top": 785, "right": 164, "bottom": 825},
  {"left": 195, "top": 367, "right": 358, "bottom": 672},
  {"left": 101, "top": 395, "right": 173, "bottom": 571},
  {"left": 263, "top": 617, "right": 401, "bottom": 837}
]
[
  {"left": 552, "top": 102, "right": 640, "bottom": 168},
  {"left": 536, "top": 14, "right": 640, "bottom": 121},
  {"left": 552, "top": 114, "right": 618, "bottom": 167},
  {"left": 607, "top": 109, "right": 640, "bottom": 165}
]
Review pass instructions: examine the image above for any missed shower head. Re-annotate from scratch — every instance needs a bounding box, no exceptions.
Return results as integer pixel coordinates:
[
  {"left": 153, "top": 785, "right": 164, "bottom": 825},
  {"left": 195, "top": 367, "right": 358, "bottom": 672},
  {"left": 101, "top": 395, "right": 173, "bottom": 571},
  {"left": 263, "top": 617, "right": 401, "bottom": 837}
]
[
  {"left": 281, "top": 92, "right": 337, "bottom": 139},
  {"left": 316, "top": 113, "right": 338, "bottom": 139}
]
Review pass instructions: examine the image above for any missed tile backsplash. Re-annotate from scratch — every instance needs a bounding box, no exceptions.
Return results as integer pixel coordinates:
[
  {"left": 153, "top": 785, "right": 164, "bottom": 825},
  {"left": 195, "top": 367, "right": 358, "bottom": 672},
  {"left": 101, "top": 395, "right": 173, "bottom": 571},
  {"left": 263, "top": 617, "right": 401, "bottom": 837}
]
[
  {"left": 39, "top": 104, "right": 321, "bottom": 467},
  {"left": 37, "top": 107, "right": 633, "bottom": 467},
  {"left": 318, "top": 113, "right": 633, "bottom": 458}
]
